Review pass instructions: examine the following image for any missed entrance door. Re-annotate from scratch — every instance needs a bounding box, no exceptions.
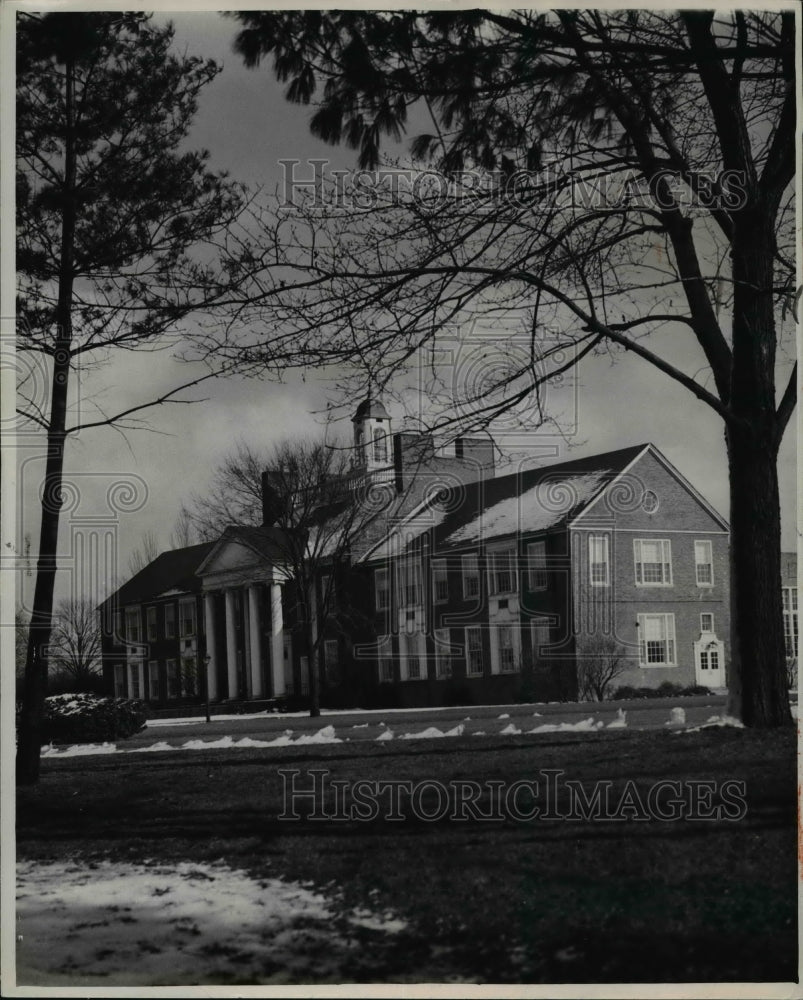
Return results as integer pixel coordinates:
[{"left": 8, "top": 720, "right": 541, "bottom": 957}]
[{"left": 694, "top": 638, "right": 725, "bottom": 688}]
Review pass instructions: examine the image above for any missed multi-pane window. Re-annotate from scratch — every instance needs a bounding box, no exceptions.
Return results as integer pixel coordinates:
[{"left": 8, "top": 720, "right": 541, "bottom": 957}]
[
  {"left": 399, "top": 559, "right": 423, "bottom": 606},
  {"left": 488, "top": 547, "right": 517, "bottom": 595},
  {"left": 528, "top": 541, "right": 547, "bottom": 591},
  {"left": 179, "top": 598, "right": 196, "bottom": 637},
  {"left": 373, "top": 429, "right": 388, "bottom": 463},
  {"left": 180, "top": 656, "right": 198, "bottom": 697},
  {"left": 125, "top": 607, "right": 141, "bottom": 643},
  {"left": 694, "top": 540, "right": 714, "bottom": 586},
  {"left": 324, "top": 639, "right": 340, "bottom": 684},
  {"left": 147, "top": 660, "right": 159, "bottom": 700},
  {"left": 166, "top": 658, "right": 179, "bottom": 699},
  {"left": 432, "top": 559, "right": 449, "bottom": 604},
  {"left": 637, "top": 613, "right": 676, "bottom": 666},
  {"left": 496, "top": 625, "right": 518, "bottom": 673},
  {"left": 700, "top": 612, "right": 714, "bottom": 634},
  {"left": 146, "top": 607, "right": 158, "bottom": 642},
  {"left": 378, "top": 648, "right": 395, "bottom": 683},
  {"left": 634, "top": 539, "right": 672, "bottom": 586},
  {"left": 129, "top": 662, "right": 141, "bottom": 699},
  {"left": 462, "top": 554, "right": 480, "bottom": 599},
  {"left": 589, "top": 535, "right": 610, "bottom": 587},
  {"left": 374, "top": 567, "right": 390, "bottom": 611},
  {"left": 114, "top": 663, "right": 126, "bottom": 697},
  {"left": 699, "top": 648, "right": 720, "bottom": 672},
  {"left": 782, "top": 586, "right": 798, "bottom": 658},
  {"left": 434, "top": 628, "right": 452, "bottom": 678},
  {"left": 164, "top": 603, "right": 176, "bottom": 639},
  {"left": 400, "top": 631, "right": 425, "bottom": 680},
  {"left": 465, "top": 626, "right": 484, "bottom": 675},
  {"left": 531, "top": 622, "right": 550, "bottom": 666}
]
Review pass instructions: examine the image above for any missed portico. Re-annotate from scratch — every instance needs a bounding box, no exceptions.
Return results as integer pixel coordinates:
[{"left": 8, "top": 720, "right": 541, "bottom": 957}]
[{"left": 196, "top": 526, "right": 292, "bottom": 701}]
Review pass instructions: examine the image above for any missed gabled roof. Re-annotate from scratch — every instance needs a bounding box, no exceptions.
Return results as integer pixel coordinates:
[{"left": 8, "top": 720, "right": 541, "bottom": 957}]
[
  {"left": 194, "top": 524, "right": 294, "bottom": 576},
  {"left": 360, "top": 444, "right": 649, "bottom": 562},
  {"left": 99, "top": 541, "right": 215, "bottom": 609}
]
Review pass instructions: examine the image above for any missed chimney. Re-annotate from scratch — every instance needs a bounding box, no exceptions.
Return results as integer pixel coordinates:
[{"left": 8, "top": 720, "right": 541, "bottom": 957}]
[
  {"left": 455, "top": 436, "right": 495, "bottom": 473},
  {"left": 261, "top": 470, "right": 282, "bottom": 526}
]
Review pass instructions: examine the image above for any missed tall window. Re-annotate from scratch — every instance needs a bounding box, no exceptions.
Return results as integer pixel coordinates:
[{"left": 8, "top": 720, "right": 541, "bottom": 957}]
[
  {"left": 782, "top": 587, "right": 798, "bottom": 658},
  {"left": 637, "top": 613, "right": 676, "bottom": 666},
  {"left": 378, "top": 639, "right": 395, "bottom": 683},
  {"left": 527, "top": 541, "right": 547, "bottom": 591},
  {"left": 180, "top": 656, "right": 198, "bottom": 696},
  {"left": 462, "top": 554, "right": 480, "bottom": 599},
  {"left": 114, "top": 611, "right": 123, "bottom": 641},
  {"left": 433, "top": 628, "right": 452, "bottom": 678},
  {"left": 166, "top": 659, "right": 179, "bottom": 699},
  {"left": 700, "top": 612, "right": 714, "bottom": 634},
  {"left": 164, "top": 604, "right": 176, "bottom": 639},
  {"left": 531, "top": 622, "right": 550, "bottom": 667},
  {"left": 589, "top": 535, "right": 610, "bottom": 586},
  {"left": 374, "top": 567, "right": 390, "bottom": 610},
  {"left": 147, "top": 660, "right": 159, "bottom": 700},
  {"left": 400, "top": 631, "right": 424, "bottom": 680},
  {"left": 399, "top": 559, "right": 422, "bottom": 606},
  {"left": 373, "top": 428, "right": 388, "bottom": 463},
  {"left": 146, "top": 607, "right": 158, "bottom": 642},
  {"left": 694, "top": 540, "right": 714, "bottom": 586},
  {"left": 179, "top": 598, "right": 196, "bottom": 637},
  {"left": 432, "top": 559, "right": 449, "bottom": 603},
  {"left": 125, "top": 607, "right": 141, "bottom": 643},
  {"left": 129, "top": 662, "right": 141, "bottom": 698},
  {"left": 324, "top": 639, "right": 340, "bottom": 684},
  {"left": 465, "top": 626, "right": 484, "bottom": 675},
  {"left": 114, "top": 663, "right": 126, "bottom": 697},
  {"left": 488, "top": 547, "right": 516, "bottom": 595},
  {"left": 634, "top": 539, "right": 672, "bottom": 586},
  {"left": 495, "top": 625, "right": 518, "bottom": 673}
]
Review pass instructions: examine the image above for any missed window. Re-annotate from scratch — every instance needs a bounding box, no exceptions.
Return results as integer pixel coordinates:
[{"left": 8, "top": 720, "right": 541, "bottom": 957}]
[
  {"left": 114, "top": 611, "right": 123, "bottom": 641},
  {"left": 166, "top": 659, "right": 179, "bottom": 699},
  {"left": 782, "top": 586, "right": 798, "bottom": 658},
  {"left": 125, "top": 607, "right": 141, "bottom": 643},
  {"left": 637, "top": 613, "right": 676, "bottom": 666},
  {"left": 699, "top": 647, "right": 721, "bottom": 672},
  {"left": 694, "top": 540, "right": 714, "bottom": 586},
  {"left": 528, "top": 541, "right": 547, "bottom": 591},
  {"left": 434, "top": 628, "right": 452, "bottom": 678},
  {"left": 700, "top": 613, "right": 715, "bottom": 634},
  {"left": 378, "top": 639, "right": 395, "bottom": 683},
  {"left": 462, "top": 554, "right": 480, "bottom": 599},
  {"left": 432, "top": 559, "right": 449, "bottom": 603},
  {"left": 324, "top": 639, "right": 340, "bottom": 684},
  {"left": 113, "top": 663, "right": 126, "bottom": 697},
  {"left": 373, "top": 428, "right": 388, "bottom": 463},
  {"left": 399, "top": 559, "right": 422, "bottom": 606},
  {"left": 164, "top": 604, "right": 176, "bottom": 639},
  {"left": 465, "top": 626, "right": 484, "bottom": 676},
  {"left": 180, "top": 656, "right": 198, "bottom": 697},
  {"left": 300, "top": 656, "right": 310, "bottom": 695},
  {"left": 179, "top": 598, "right": 196, "bottom": 637},
  {"left": 496, "top": 625, "right": 518, "bottom": 673},
  {"left": 147, "top": 660, "right": 159, "bottom": 700},
  {"left": 374, "top": 567, "right": 390, "bottom": 611},
  {"left": 488, "top": 547, "right": 516, "bottom": 596},
  {"left": 400, "top": 631, "right": 425, "bottom": 680},
  {"left": 531, "top": 622, "right": 550, "bottom": 667},
  {"left": 129, "top": 662, "right": 141, "bottom": 699},
  {"left": 146, "top": 607, "right": 157, "bottom": 642},
  {"left": 589, "top": 535, "right": 610, "bottom": 587},
  {"left": 634, "top": 539, "right": 672, "bottom": 586}
]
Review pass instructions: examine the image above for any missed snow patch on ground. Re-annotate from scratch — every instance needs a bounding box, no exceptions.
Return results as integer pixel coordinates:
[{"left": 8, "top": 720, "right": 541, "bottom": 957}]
[
  {"left": 375, "top": 729, "right": 394, "bottom": 741},
  {"left": 499, "top": 723, "right": 522, "bottom": 735},
  {"left": 673, "top": 714, "right": 745, "bottom": 734},
  {"left": 16, "top": 858, "right": 407, "bottom": 986},
  {"left": 606, "top": 709, "right": 627, "bottom": 729},
  {"left": 527, "top": 717, "right": 604, "bottom": 734}
]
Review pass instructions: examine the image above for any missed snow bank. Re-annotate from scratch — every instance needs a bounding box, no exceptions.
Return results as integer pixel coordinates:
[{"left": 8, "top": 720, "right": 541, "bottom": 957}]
[
  {"left": 527, "top": 717, "right": 604, "bottom": 734},
  {"left": 499, "top": 723, "right": 522, "bottom": 735}
]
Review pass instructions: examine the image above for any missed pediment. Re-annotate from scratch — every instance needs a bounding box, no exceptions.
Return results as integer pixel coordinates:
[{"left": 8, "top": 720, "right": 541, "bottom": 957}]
[{"left": 196, "top": 537, "right": 275, "bottom": 585}]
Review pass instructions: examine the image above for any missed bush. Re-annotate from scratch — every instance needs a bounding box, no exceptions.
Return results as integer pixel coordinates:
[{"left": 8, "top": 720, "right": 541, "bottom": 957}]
[
  {"left": 40, "top": 693, "right": 149, "bottom": 745},
  {"left": 612, "top": 683, "right": 712, "bottom": 700}
]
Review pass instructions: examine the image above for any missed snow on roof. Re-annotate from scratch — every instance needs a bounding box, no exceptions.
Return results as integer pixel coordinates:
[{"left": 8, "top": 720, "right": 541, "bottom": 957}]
[
  {"left": 445, "top": 470, "right": 611, "bottom": 545},
  {"left": 360, "top": 502, "right": 450, "bottom": 563}
]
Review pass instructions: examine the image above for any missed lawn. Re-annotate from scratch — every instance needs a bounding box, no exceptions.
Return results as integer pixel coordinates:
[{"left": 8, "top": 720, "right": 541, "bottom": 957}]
[{"left": 16, "top": 727, "right": 797, "bottom": 985}]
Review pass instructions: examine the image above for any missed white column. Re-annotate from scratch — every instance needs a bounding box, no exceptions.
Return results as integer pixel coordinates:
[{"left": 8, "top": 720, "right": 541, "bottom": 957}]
[
  {"left": 224, "top": 589, "right": 238, "bottom": 699},
  {"left": 248, "top": 585, "right": 264, "bottom": 699},
  {"left": 270, "top": 582, "right": 285, "bottom": 697},
  {"left": 204, "top": 592, "right": 218, "bottom": 701}
]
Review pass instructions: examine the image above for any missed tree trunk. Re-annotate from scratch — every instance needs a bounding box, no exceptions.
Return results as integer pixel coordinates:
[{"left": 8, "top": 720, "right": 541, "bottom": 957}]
[
  {"left": 725, "top": 206, "right": 791, "bottom": 728},
  {"left": 16, "top": 52, "right": 76, "bottom": 786},
  {"left": 725, "top": 429, "right": 790, "bottom": 727}
]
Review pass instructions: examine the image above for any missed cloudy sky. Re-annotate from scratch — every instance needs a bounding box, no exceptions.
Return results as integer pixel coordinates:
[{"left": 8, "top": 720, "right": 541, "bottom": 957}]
[{"left": 14, "top": 9, "right": 798, "bottom": 610}]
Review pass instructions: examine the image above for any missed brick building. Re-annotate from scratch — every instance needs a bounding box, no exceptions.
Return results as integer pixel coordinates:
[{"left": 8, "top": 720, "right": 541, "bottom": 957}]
[{"left": 100, "top": 400, "right": 731, "bottom": 707}]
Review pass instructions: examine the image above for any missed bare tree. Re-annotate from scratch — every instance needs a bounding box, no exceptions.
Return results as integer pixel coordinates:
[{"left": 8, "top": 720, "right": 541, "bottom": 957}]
[
  {"left": 219, "top": 9, "right": 795, "bottom": 727},
  {"left": 127, "top": 530, "right": 161, "bottom": 577},
  {"left": 169, "top": 506, "right": 196, "bottom": 549},
  {"left": 48, "top": 598, "right": 102, "bottom": 690},
  {"left": 577, "top": 636, "right": 628, "bottom": 702},
  {"left": 184, "top": 441, "right": 268, "bottom": 541}
]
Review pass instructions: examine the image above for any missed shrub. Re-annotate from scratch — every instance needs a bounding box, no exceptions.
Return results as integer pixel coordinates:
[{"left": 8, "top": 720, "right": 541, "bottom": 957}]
[
  {"left": 40, "top": 693, "right": 149, "bottom": 745},
  {"left": 612, "top": 683, "right": 712, "bottom": 700},
  {"left": 577, "top": 637, "right": 628, "bottom": 701}
]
